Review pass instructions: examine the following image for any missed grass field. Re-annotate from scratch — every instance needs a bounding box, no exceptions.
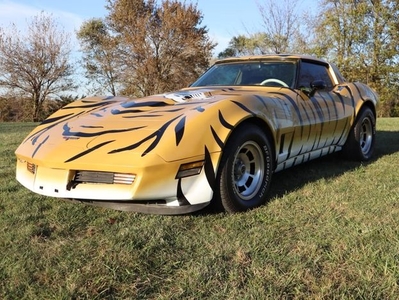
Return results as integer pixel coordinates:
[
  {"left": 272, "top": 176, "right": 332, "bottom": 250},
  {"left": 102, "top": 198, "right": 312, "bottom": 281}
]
[{"left": 1, "top": 119, "right": 399, "bottom": 299}]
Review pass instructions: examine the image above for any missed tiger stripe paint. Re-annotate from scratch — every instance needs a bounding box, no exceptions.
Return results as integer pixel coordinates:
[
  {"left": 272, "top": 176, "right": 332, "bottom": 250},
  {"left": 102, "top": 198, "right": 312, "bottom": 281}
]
[{"left": 15, "top": 55, "right": 378, "bottom": 214}]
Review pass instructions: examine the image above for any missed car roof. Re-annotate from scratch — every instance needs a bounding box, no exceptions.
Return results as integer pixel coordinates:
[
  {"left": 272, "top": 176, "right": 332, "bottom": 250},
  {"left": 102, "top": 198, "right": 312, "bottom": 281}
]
[{"left": 214, "top": 54, "right": 329, "bottom": 66}]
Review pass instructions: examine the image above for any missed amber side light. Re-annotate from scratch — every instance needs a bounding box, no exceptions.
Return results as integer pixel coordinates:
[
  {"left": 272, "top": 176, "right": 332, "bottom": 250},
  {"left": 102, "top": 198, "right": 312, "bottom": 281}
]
[
  {"left": 175, "top": 161, "right": 204, "bottom": 179},
  {"left": 27, "top": 162, "right": 36, "bottom": 174}
]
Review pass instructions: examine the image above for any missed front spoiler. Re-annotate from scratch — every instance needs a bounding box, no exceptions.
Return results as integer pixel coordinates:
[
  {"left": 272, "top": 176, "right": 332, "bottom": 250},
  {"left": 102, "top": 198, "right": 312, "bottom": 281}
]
[{"left": 64, "top": 198, "right": 210, "bottom": 215}]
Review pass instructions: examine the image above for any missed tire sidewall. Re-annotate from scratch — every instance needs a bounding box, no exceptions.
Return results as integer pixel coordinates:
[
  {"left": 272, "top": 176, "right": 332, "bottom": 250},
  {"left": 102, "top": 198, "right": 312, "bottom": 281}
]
[
  {"left": 219, "top": 125, "right": 273, "bottom": 212},
  {"left": 353, "top": 108, "right": 376, "bottom": 161}
]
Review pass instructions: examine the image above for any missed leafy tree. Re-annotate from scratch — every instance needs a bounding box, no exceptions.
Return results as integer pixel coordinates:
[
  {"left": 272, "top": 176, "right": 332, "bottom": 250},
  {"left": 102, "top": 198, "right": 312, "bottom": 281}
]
[
  {"left": 104, "top": 0, "right": 216, "bottom": 97},
  {"left": 314, "top": 0, "right": 399, "bottom": 116},
  {"left": 0, "top": 13, "right": 75, "bottom": 121},
  {"left": 219, "top": 0, "right": 399, "bottom": 116},
  {"left": 77, "top": 18, "right": 120, "bottom": 96},
  {"left": 218, "top": 33, "right": 269, "bottom": 58}
]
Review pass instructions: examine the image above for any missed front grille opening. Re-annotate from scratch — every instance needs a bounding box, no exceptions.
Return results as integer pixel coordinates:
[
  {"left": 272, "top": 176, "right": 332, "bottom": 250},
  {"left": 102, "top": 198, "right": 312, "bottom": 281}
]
[{"left": 73, "top": 171, "right": 135, "bottom": 185}]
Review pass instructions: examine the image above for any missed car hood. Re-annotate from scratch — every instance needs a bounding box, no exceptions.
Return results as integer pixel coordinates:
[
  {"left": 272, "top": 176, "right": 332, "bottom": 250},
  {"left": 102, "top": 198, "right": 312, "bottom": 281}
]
[{"left": 15, "top": 86, "right": 283, "bottom": 171}]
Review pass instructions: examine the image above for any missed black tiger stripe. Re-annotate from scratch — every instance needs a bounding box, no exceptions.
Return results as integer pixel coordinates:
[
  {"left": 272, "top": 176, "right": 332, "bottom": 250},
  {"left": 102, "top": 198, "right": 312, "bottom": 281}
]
[
  {"left": 218, "top": 110, "right": 234, "bottom": 130},
  {"left": 336, "top": 118, "right": 350, "bottom": 145},
  {"left": 333, "top": 90, "right": 347, "bottom": 115},
  {"left": 31, "top": 135, "right": 49, "bottom": 158},
  {"left": 109, "top": 115, "right": 182, "bottom": 156},
  {"left": 253, "top": 95, "right": 273, "bottom": 115},
  {"left": 111, "top": 109, "right": 146, "bottom": 115},
  {"left": 286, "top": 131, "right": 295, "bottom": 158},
  {"left": 154, "top": 108, "right": 186, "bottom": 113},
  {"left": 81, "top": 125, "right": 104, "bottom": 128},
  {"left": 65, "top": 140, "right": 115, "bottom": 163},
  {"left": 25, "top": 111, "right": 86, "bottom": 145},
  {"left": 231, "top": 100, "right": 256, "bottom": 115},
  {"left": 297, "top": 144, "right": 304, "bottom": 156},
  {"left": 272, "top": 92, "right": 304, "bottom": 125},
  {"left": 175, "top": 116, "right": 186, "bottom": 146},
  {"left": 310, "top": 96, "right": 325, "bottom": 122},
  {"left": 121, "top": 101, "right": 172, "bottom": 108},
  {"left": 62, "top": 123, "right": 145, "bottom": 138},
  {"left": 304, "top": 101, "right": 321, "bottom": 151},
  {"left": 210, "top": 126, "right": 224, "bottom": 150},
  {"left": 299, "top": 101, "right": 313, "bottom": 141},
  {"left": 176, "top": 179, "right": 191, "bottom": 206},
  {"left": 319, "top": 92, "right": 332, "bottom": 120},
  {"left": 39, "top": 113, "right": 74, "bottom": 125},
  {"left": 122, "top": 115, "right": 162, "bottom": 119},
  {"left": 62, "top": 101, "right": 116, "bottom": 110},
  {"left": 204, "top": 146, "right": 216, "bottom": 191}
]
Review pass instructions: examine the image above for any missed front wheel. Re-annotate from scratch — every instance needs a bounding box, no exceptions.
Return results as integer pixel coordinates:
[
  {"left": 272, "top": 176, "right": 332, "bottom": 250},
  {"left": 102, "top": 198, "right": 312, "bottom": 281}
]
[
  {"left": 214, "top": 124, "right": 274, "bottom": 213},
  {"left": 342, "top": 107, "right": 376, "bottom": 161}
]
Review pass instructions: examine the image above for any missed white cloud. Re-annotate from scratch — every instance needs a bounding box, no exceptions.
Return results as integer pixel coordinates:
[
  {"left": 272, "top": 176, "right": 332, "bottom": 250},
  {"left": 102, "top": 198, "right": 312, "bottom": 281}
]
[
  {"left": 0, "top": 1, "right": 84, "bottom": 40},
  {"left": 0, "top": 1, "right": 39, "bottom": 29},
  {"left": 0, "top": 0, "right": 89, "bottom": 58}
]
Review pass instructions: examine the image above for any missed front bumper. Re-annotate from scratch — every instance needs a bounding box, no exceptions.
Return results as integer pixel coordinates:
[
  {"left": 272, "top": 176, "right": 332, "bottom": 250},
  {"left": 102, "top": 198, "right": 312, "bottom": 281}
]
[{"left": 15, "top": 152, "right": 218, "bottom": 214}]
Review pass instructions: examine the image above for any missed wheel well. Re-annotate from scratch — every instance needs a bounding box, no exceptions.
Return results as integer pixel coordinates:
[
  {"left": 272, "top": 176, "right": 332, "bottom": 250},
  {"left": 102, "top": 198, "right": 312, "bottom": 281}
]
[
  {"left": 360, "top": 101, "right": 377, "bottom": 118},
  {"left": 228, "top": 117, "right": 276, "bottom": 165}
]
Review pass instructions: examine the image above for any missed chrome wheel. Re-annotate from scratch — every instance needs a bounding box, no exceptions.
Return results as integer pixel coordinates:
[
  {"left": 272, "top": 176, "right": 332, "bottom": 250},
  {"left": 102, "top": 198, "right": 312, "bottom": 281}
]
[
  {"left": 215, "top": 124, "right": 273, "bottom": 213},
  {"left": 342, "top": 107, "right": 376, "bottom": 161},
  {"left": 232, "top": 141, "right": 264, "bottom": 201},
  {"left": 360, "top": 117, "right": 373, "bottom": 155}
]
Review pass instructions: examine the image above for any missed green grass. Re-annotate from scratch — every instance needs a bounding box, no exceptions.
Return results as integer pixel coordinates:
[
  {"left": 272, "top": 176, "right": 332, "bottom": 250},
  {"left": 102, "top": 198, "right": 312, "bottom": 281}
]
[{"left": 1, "top": 119, "right": 399, "bottom": 299}]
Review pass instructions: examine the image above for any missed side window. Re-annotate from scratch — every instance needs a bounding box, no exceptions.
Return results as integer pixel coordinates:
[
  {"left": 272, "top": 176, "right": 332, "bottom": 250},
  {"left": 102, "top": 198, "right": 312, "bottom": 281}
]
[{"left": 297, "top": 61, "right": 334, "bottom": 89}]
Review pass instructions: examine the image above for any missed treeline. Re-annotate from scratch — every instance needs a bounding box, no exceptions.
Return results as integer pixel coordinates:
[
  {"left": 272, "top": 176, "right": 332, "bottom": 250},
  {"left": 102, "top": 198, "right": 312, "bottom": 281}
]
[
  {"left": 0, "top": 95, "right": 81, "bottom": 122},
  {"left": 0, "top": 0, "right": 398, "bottom": 122},
  {"left": 219, "top": 0, "right": 399, "bottom": 117}
]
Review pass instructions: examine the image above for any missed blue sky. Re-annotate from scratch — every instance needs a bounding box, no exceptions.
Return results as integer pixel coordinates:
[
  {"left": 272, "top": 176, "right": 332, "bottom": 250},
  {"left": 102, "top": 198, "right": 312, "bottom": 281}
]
[{"left": 0, "top": 0, "right": 307, "bottom": 56}]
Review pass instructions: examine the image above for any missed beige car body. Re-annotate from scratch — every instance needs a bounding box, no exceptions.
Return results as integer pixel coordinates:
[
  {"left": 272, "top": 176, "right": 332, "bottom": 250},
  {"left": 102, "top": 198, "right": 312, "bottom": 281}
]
[{"left": 15, "top": 55, "right": 378, "bottom": 214}]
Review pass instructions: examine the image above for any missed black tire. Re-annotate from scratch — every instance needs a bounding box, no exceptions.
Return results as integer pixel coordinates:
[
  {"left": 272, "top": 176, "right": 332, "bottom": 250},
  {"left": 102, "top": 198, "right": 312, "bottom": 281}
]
[
  {"left": 214, "top": 124, "right": 273, "bottom": 213},
  {"left": 342, "top": 107, "right": 376, "bottom": 161}
]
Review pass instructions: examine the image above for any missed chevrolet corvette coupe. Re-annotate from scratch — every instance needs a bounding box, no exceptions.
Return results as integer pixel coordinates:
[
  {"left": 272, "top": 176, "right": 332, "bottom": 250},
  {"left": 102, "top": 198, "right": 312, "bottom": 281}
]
[{"left": 15, "top": 54, "right": 378, "bottom": 214}]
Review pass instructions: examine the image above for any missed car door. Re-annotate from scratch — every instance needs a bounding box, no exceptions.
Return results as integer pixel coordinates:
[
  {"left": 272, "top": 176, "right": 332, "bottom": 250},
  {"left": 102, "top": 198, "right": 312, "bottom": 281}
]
[{"left": 291, "top": 60, "right": 353, "bottom": 156}]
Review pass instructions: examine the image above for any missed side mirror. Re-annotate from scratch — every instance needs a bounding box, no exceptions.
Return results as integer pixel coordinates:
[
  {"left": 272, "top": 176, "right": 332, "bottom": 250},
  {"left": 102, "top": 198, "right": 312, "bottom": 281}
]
[{"left": 309, "top": 80, "right": 326, "bottom": 97}]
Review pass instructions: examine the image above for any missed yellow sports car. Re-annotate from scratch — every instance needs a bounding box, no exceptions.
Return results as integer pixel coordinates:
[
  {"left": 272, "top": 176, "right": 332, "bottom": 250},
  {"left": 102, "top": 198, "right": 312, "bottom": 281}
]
[{"left": 15, "top": 54, "right": 378, "bottom": 214}]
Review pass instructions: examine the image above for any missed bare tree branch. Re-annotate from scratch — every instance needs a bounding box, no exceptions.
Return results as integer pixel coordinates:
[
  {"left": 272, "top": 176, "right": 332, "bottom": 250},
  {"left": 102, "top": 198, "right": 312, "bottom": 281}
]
[{"left": 0, "top": 12, "right": 75, "bottom": 121}]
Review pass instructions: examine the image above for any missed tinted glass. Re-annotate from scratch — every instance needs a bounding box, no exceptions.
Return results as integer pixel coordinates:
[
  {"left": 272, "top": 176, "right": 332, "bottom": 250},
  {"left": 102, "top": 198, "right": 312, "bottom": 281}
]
[
  {"left": 191, "top": 61, "right": 297, "bottom": 87},
  {"left": 297, "top": 62, "right": 334, "bottom": 89}
]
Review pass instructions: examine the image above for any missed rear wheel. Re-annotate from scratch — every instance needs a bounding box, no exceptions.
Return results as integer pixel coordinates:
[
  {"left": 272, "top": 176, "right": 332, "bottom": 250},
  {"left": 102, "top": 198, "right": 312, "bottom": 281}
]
[
  {"left": 342, "top": 107, "right": 376, "bottom": 161},
  {"left": 215, "top": 124, "right": 273, "bottom": 213}
]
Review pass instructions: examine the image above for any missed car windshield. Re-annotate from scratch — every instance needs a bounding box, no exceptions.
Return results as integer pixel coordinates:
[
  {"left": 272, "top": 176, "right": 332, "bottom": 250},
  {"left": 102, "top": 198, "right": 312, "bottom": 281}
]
[{"left": 191, "top": 61, "right": 297, "bottom": 88}]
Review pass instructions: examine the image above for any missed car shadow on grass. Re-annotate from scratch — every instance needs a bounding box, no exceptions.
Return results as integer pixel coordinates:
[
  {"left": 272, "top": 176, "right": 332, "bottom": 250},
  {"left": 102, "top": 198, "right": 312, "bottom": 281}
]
[
  {"left": 199, "top": 129, "right": 399, "bottom": 215},
  {"left": 268, "top": 129, "right": 399, "bottom": 201}
]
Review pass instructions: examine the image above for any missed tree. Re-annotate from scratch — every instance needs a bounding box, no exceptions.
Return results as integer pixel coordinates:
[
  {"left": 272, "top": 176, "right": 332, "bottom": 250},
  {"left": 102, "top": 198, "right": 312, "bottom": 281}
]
[
  {"left": 218, "top": 33, "right": 269, "bottom": 58},
  {"left": 257, "top": 0, "right": 303, "bottom": 54},
  {"left": 314, "top": 0, "right": 399, "bottom": 116},
  {"left": 219, "top": 0, "right": 306, "bottom": 58},
  {"left": 104, "top": 0, "right": 216, "bottom": 97},
  {"left": 0, "top": 13, "right": 75, "bottom": 122},
  {"left": 77, "top": 18, "right": 120, "bottom": 96}
]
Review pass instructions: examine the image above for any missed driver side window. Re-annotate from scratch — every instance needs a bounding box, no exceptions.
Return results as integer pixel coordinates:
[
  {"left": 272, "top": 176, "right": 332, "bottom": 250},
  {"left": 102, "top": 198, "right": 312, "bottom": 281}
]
[{"left": 297, "top": 61, "right": 333, "bottom": 89}]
